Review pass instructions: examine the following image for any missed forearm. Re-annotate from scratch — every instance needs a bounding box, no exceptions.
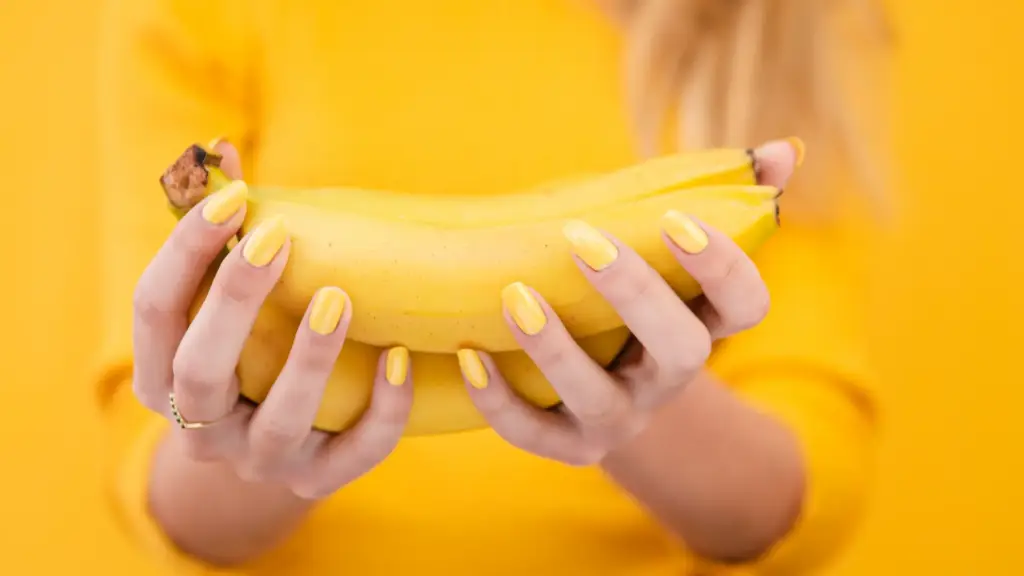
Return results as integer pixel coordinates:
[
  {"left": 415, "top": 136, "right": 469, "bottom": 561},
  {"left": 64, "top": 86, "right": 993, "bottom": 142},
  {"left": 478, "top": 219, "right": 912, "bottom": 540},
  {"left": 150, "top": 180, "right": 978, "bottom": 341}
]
[
  {"left": 149, "top": 431, "right": 315, "bottom": 566},
  {"left": 600, "top": 371, "right": 805, "bottom": 562}
]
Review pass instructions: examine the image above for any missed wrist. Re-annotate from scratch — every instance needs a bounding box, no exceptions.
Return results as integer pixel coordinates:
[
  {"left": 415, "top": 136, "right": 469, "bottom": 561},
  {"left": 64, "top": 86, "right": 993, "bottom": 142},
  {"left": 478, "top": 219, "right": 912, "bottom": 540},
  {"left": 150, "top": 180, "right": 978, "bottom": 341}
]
[
  {"left": 598, "top": 373, "right": 805, "bottom": 562},
  {"left": 148, "top": 432, "right": 315, "bottom": 567}
]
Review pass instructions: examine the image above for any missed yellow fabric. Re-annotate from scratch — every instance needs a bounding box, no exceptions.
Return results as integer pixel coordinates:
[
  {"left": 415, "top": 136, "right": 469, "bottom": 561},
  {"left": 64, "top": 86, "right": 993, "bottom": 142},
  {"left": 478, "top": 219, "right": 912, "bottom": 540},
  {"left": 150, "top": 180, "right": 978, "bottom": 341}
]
[{"left": 94, "top": 0, "right": 878, "bottom": 574}]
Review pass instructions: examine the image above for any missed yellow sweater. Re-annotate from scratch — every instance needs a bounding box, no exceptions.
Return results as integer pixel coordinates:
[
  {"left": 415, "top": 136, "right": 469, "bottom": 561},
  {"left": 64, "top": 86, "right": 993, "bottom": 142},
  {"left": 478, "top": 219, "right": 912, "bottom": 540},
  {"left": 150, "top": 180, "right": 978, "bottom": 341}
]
[{"left": 95, "top": 1, "right": 877, "bottom": 574}]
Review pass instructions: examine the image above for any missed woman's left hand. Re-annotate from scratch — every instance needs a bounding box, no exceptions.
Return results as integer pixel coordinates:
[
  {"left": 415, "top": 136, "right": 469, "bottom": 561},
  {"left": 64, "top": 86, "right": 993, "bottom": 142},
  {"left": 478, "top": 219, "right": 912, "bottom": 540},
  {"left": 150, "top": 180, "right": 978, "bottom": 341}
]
[{"left": 460, "top": 139, "right": 799, "bottom": 465}]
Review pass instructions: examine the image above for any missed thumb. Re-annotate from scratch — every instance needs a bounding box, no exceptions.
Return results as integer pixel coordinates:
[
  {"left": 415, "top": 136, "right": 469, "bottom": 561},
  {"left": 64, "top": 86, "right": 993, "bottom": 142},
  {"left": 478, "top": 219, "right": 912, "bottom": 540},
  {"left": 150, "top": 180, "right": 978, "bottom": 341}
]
[
  {"left": 208, "top": 137, "right": 244, "bottom": 180},
  {"left": 751, "top": 138, "right": 804, "bottom": 190}
]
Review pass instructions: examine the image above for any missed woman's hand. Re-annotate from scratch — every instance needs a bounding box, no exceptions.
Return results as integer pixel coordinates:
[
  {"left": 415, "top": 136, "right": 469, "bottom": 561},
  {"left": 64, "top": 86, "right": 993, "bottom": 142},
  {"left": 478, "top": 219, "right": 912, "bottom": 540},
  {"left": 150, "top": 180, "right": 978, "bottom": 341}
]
[
  {"left": 459, "top": 139, "right": 799, "bottom": 465},
  {"left": 132, "top": 141, "right": 414, "bottom": 500}
]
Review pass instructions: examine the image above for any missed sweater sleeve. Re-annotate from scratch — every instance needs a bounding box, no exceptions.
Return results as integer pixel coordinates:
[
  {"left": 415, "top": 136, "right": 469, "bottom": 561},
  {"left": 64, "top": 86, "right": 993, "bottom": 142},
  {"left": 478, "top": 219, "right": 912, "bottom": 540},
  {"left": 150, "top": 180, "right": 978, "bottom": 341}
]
[
  {"left": 702, "top": 225, "right": 879, "bottom": 575},
  {"left": 93, "top": 0, "right": 255, "bottom": 571}
]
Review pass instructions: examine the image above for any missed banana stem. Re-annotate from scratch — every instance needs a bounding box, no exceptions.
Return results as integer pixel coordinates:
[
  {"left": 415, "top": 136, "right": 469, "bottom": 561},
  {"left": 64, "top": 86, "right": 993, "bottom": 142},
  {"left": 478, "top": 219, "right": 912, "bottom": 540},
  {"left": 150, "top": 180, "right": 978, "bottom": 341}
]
[{"left": 159, "top": 144, "right": 231, "bottom": 219}]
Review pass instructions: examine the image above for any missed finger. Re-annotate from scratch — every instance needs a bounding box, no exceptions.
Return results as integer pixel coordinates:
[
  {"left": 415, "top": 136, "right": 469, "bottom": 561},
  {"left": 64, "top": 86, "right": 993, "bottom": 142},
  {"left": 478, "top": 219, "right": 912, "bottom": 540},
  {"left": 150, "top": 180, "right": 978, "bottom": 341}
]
[
  {"left": 247, "top": 287, "right": 352, "bottom": 477},
  {"left": 753, "top": 138, "right": 801, "bottom": 189},
  {"left": 208, "top": 138, "right": 245, "bottom": 250},
  {"left": 132, "top": 181, "right": 249, "bottom": 415},
  {"left": 500, "top": 282, "right": 632, "bottom": 432},
  {"left": 208, "top": 137, "right": 244, "bottom": 180},
  {"left": 174, "top": 407, "right": 251, "bottom": 463},
  {"left": 661, "top": 213, "right": 770, "bottom": 340},
  {"left": 295, "top": 348, "right": 413, "bottom": 500},
  {"left": 172, "top": 216, "right": 290, "bottom": 425},
  {"left": 562, "top": 220, "right": 711, "bottom": 391},
  {"left": 458, "top": 350, "right": 601, "bottom": 466}
]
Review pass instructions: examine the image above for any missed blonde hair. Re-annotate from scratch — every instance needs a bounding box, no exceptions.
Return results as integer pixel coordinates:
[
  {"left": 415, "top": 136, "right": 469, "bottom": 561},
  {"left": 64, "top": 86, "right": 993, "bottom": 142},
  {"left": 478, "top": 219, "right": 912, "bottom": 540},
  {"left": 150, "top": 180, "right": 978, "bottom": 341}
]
[{"left": 602, "top": 0, "right": 893, "bottom": 219}]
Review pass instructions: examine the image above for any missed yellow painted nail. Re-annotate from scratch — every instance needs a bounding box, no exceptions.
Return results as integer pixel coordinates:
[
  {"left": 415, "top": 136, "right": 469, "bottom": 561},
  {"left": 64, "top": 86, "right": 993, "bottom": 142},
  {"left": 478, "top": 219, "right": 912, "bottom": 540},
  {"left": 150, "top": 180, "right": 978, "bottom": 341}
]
[
  {"left": 661, "top": 211, "right": 709, "bottom": 254},
  {"left": 501, "top": 282, "right": 547, "bottom": 335},
  {"left": 785, "top": 136, "right": 806, "bottom": 167},
  {"left": 242, "top": 216, "right": 288, "bottom": 267},
  {"left": 207, "top": 136, "right": 228, "bottom": 150},
  {"left": 201, "top": 180, "right": 248, "bottom": 224},
  {"left": 226, "top": 235, "right": 239, "bottom": 250},
  {"left": 385, "top": 346, "right": 410, "bottom": 386},
  {"left": 309, "top": 287, "right": 346, "bottom": 335},
  {"left": 562, "top": 219, "right": 618, "bottom": 271},
  {"left": 457, "top": 349, "right": 489, "bottom": 390}
]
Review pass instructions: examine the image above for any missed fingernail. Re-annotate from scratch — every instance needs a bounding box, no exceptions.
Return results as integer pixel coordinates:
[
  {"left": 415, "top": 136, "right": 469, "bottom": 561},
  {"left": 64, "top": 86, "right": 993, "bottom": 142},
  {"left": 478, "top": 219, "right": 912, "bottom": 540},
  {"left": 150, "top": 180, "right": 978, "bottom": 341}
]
[
  {"left": 201, "top": 180, "right": 248, "bottom": 224},
  {"left": 226, "top": 235, "right": 239, "bottom": 250},
  {"left": 562, "top": 219, "right": 618, "bottom": 271},
  {"left": 457, "top": 349, "right": 489, "bottom": 390},
  {"left": 661, "top": 210, "right": 709, "bottom": 254},
  {"left": 243, "top": 215, "right": 288, "bottom": 267},
  {"left": 501, "top": 282, "right": 547, "bottom": 335},
  {"left": 784, "top": 136, "right": 806, "bottom": 167},
  {"left": 309, "top": 287, "right": 346, "bottom": 335},
  {"left": 207, "top": 136, "right": 228, "bottom": 150},
  {"left": 385, "top": 346, "right": 410, "bottom": 386}
]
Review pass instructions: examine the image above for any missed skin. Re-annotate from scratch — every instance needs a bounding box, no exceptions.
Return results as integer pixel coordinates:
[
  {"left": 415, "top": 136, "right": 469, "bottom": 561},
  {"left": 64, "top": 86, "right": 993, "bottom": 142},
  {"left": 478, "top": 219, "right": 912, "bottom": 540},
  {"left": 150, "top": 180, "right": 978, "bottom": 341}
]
[{"left": 135, "top": 140, "right": 804, "bottom": 567}]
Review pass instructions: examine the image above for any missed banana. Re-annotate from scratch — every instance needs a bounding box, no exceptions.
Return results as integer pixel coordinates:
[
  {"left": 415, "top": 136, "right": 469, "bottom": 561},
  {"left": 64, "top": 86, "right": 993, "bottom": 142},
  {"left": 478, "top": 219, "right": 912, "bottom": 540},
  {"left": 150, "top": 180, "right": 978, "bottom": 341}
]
[{"left": 162, "top": 144, "right": 782, "bottom": 434}]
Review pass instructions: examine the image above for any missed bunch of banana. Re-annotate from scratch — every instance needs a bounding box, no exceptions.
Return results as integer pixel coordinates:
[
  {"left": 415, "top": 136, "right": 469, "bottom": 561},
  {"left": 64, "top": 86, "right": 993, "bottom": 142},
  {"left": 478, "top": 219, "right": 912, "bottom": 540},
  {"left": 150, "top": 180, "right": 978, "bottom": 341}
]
[{"left": 160, "top": 144, "right": 782, "bottom": 435}]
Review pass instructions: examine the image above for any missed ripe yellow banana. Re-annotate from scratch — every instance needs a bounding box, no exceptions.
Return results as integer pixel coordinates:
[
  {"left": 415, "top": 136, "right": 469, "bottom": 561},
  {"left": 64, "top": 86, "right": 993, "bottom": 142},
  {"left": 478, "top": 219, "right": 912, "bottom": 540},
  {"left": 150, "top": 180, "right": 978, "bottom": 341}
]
[{"left": 162, "top": 144, "right": 782, "bottom": 435}]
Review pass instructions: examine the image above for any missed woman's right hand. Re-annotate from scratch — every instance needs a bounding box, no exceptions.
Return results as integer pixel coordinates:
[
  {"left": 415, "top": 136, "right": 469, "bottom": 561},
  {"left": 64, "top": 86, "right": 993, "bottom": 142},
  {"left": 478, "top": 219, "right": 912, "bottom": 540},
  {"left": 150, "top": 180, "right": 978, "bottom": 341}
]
[{"left": 131, "top": 141, "right": 414, "bottom": 500}]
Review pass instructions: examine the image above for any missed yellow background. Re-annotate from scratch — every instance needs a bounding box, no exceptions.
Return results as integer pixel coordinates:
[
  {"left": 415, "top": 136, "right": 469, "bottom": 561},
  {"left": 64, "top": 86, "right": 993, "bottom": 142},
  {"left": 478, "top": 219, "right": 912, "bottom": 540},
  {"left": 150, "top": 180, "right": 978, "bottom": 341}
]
[{"left": 0, "top": 1, "right": 1018, "bottom": 573}]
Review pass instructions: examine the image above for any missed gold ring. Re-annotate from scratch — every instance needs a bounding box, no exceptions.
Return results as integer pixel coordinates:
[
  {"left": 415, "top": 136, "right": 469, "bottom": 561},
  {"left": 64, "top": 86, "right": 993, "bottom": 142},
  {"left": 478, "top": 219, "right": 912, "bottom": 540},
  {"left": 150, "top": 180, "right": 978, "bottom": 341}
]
[{"left": 168, "top": 391, "right": 221, "bottom": 430}]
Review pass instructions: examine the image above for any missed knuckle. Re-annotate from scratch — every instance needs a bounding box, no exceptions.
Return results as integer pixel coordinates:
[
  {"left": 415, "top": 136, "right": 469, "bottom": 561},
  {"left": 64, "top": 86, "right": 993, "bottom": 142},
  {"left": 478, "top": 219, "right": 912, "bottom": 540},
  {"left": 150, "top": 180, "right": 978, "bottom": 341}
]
[
  {"left": 605, "top": 262, "right": 656, "bottom": 303},
  {"left": 663, "top": 339, "right": 711, "bottom": 381},
  {"left": 294, "top": 339, "right": 340, "bottom": 374},
  {"left": 306, "top": 448, "right": 384, "bottom": 498},
  {"left": 239, "top": 455, "right": 292, "bottom": 484},
  {"left": 352, "top": 437, "right": 395, "bottom": 470},
  {"left": 718, "top": 253, "right": 746, "bottom": 285},
  {"left": 130, "top": 375, "right": 167, "bottom": 414},
  {"left": 718, "top": 285, "right": 770, "bottom": 336},
  {"left": 171, "top": 353, "right": 220, "bottom": 400},
  {"left": 380, "top": 411, "right": 410, "bottom": 434},
  {"left": 500, "top": 418, "right": 546, "bottom": 453},
  {"left": 704, "top": 253, "right": 745, "bottom": 293},
  {"left": 571, "top": 394, "right": 630, "bottom": 430},
  {"left": 474, "top": 387, "right": 511, "bottom": 415},
  {"left": 575, "top": 406, "right": 620, "bottom": 430},
  {"left": 290, "top": 478, "right": 333, "bottom": 501},
  {"left": 251, "top": 419, "right": 304, "bottom": 452},
  {"left": 564, "top": 445, "right": 606, "bottom": 467},
  {"left": 134, "top": 389, "right": 168, "bottom": 416},
  {"left": 343, "top": 428, "right": 399, "bottom": 473},
  {"left": 234, "top": 462, "right": 266, "bottom": 483},
  {"left": 212, "top": 257, "right": 273, "bottom": 305},
  {"left": 213, "top": 271, "right": 258, "bottom": 305},
  {"left": 743, "top": 289, "right": 772, "bottom": 327},
  {"left": 533, "top": 341, "right": 572, "bottom": 369},
  {"left": 169, "top": 222, "right": 214, "bottom": 262},
  {"left": 686, "top": 336, "right": 714, "bottom": 366},
  {"left": 132, "top": 281, "right": 172, "bottom": 326},
  {"left": 366, "top": 394, "right": 413, "bottom": 431}
]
